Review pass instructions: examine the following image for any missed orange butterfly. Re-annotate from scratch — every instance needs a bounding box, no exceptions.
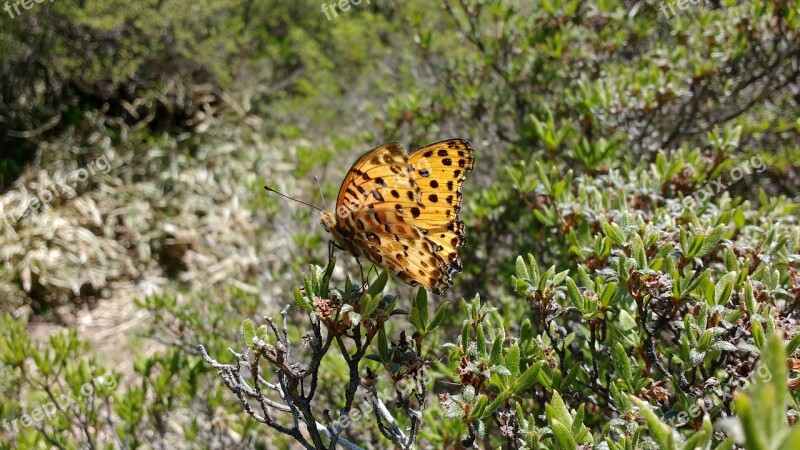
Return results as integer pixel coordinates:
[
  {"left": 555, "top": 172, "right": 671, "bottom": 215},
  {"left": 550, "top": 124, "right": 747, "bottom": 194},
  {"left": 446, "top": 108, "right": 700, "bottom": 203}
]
[{"left": 321, "top": 139, "right": 474, "bottom": 295}]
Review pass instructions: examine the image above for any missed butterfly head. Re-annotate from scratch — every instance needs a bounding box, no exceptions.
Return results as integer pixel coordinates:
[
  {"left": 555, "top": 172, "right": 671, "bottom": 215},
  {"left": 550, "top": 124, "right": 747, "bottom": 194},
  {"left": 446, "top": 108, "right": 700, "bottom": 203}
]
[
  {"left": 321, "top": 209, "right": 349, "bottom": 250},
  {"left": 320, "top": 210, "right": 337, "bottom": 234}
]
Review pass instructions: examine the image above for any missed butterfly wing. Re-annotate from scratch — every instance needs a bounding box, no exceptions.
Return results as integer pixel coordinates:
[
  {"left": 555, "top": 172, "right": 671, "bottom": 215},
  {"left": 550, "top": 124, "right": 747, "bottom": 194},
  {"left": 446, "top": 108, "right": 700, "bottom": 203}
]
[
  {"left": 330, "top": 140, "right": 474, "bottom": 294},
  {"left": 406, "top": 139, "right": 474, "bottom": 282}
]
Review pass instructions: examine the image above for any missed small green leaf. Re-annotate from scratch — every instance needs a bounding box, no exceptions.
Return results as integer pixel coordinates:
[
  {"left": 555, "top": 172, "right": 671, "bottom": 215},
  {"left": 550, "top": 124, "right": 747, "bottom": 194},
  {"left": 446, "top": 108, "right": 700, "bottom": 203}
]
[
  {"left": 600, "top": 282, "right": 618, "bottom": 307},
  {"left": 697, "top": 224, "right": 726, "bottom": 257},
  {"left": 377, "top": 327, "right": 391, "bottom": 363},
  {"left": 612, "top": 342, "right": 632, "bottom": 387},
  {"left": 490, "top": 331, "right": 504, "bottom": 366},
  {"left": 516, "top": 255, "right": 529, "bottom": 279},
  {"left": 631, "top": 233, "right": 646, "bottom": 269},
  {"left": 786, "top": 332, "right": 800, "bottom": 355},
  {"left": 294, "top": 286, "right": 314, "bottom": 312},
  {"left": 713, "top": 272, "right": 736, "bottom": 306},
  {"left": 744, "top": 281, "right": 757, "bottom": 315},
  {"left": 428, "top": 302, "right": 448, "bottom": 332},
  {"left": 476, "top": 323, "right": 487, "bottom": 354},
  {"left": 506, "top": 344, "right": 521, "bottom": 377},
  {"left": 566, "top": 277, "right": 584, "bottom": 311},
  {"left": 256, "top": 325, "right": 269, "bottom": 343},
  {"left": 629, "top": 396, "right": 677, "bottom": 450},
  {"left": 414, "top": 287, "right": 429, "bottom": 328},
  {"left": 545, "top": 391, "right": 573, "bottom": 431},
  {"left": 515, "top": 361, "right": 544, "bottom": 393},
  {"left": 551, "top": 419, "right": 578, "bottom": 450},
  {"left": 469, "top": 395, "right": 488, "bottom": 420},
  {"left": 367, "top": 270, "right": 389, "bottom": 298},
  {"left": 360, "top": 293, "right": 381, "bottom": 318},
  {"left": 242, "top": 320, "right": 255, "bottom": 349},
  {"left": 752, "top": 320, "right": 765, "bottom": 350}
]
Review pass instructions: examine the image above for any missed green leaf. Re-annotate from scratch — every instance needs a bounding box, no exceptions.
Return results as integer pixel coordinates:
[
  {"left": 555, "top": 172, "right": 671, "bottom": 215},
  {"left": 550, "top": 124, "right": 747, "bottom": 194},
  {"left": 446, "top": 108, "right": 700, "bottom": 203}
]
[
  {"left": 713, "top": 272, "right": 736, "bottom": 306},
  {"left": 367, "top": 270, "right": 389, "bottom": 298},
  {"left": 551, "top": 419, "right": 578, "bottom": 450},
  {"left": 752, "top": 320, "right": 765, "bottom": 350},
  {"left": 629, "top": 396, "right": 678, "bottom": 450},
  {"left": 528, "top": 254, "right": 541, "bottom": 285},
  {"left": 681, "top": 415, "right": 712, "bottom": 450},
  {"left": 711, "top": 437, "right": 735, "bottom": 450},
  {"left": 360, "top": 293, "right": 380, "bottom": 318},
  {"left": 476, "top": 323, "right": 487, "bottom": 354},
  {"left": 710, "top": 341, "right": 737, "bottom": 352},
  {"left": 545, "top": 391, "right": 573, "bottom": 431},
  {"left": 603, "top": 220, "right": 625, "bottom": 245},
  {"left": 736, "top": 394, "right": 768, "bottom": 450},
  {"left": 631, "top": 233, "right": 646, "bottom": 269},
  {"left": 515, "top": 361, "right": 544, "bottom": 393},
  {"left": 256, "top": 325, "right": 269, "bottom": 343},
  {"left": 415, "top": 288, "right": 429, "bottom": 327},
  {"left": 600, "top": 282, "right": 618, "bottom": 307},
  {"left": 566, "top": 277, "right": 584, "bottom": 311},
  {"left": 490, "top": 330, "right": 504, "bottom": 366},
  {"left": 744, "top": 281, "right": 757, "bottom": 316},
  {"left": 724, "top": 247, "right": 738, "bottom": 272},
  {"left": 697, "top": 224, "right": 726, "bottom": 257},
  {"left": 612, "top": 342, "right": 632, "bottom": 387},
  {"left": 553, "top": 269, "right": 570, "bottom": 286},
  {"left": 786, "top": 332, "right": 800, "bottom": 355},
  {"left": 428, "top": 302, "right": 448, "bottom": 332},
  {"left": 484, "top": 391, "right": 511, "bottom": 418},
  {"left": 461, "top": 322, "right": 470, "bottom": 352},
  {"left": 377, "top": 327, "right": 391, "bottom": 363},
  {"left": 241, "top": 320, "right": 255, "bottom": 349},
  {"left": 320, "top": 257, "right": 336, "bottom": 298},
  {"left": 759, "top": 333, "right": 789, "bottom": 437},
  {"left": 469, "top": 395, "right": 488, "bottom": 420},
  {"left": 516, "top": 255, "right": 529, "bottom": 279},
  {"left": 506, "top": 344, "right": 521, "bottom": 377},
  {"left": 294, "top": 286, "right": 314, "bottom": 312}
]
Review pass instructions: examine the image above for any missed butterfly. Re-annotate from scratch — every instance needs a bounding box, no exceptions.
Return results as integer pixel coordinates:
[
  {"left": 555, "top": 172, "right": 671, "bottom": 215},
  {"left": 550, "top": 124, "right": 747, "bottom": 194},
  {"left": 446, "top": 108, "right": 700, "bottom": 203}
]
[{"left": 320, "top": 139, "right": 474, "bottom": 295}]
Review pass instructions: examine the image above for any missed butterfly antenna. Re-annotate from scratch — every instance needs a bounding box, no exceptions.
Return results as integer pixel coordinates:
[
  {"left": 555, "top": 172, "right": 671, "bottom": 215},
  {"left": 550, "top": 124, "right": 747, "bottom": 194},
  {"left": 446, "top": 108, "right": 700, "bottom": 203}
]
[
  {"left": 264, "top": 185, "right": 325, "bottom": 212},
  {"left": 313, "top": 175, "right": 331, "bottom": 210}
]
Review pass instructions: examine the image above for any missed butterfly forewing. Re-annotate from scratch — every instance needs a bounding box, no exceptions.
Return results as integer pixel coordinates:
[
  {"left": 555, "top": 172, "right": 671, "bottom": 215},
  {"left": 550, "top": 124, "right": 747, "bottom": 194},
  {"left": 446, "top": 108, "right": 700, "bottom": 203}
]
[{"left": 328, "top": 139, "right": 474, "bottom": 294}]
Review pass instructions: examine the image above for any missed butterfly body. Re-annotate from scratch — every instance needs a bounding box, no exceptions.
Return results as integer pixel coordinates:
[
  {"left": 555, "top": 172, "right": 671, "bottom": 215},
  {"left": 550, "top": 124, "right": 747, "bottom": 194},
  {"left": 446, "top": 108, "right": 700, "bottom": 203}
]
[{"left": 321, "top": 139, "right": 474, "bottom": 295}]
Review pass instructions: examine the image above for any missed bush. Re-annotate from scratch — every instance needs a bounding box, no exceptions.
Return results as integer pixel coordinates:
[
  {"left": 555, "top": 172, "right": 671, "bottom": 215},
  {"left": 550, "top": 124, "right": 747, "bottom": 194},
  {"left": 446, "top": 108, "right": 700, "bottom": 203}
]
[{"left": 1, "top": 0, "right": 798, "bottom": 448}]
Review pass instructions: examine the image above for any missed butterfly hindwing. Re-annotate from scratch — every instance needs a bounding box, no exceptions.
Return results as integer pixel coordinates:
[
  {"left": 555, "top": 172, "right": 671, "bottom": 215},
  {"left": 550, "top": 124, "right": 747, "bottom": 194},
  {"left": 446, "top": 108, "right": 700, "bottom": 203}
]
[
  {"left": 328, "top": 139, "right": 474, "bottom": 294},
  {"left": 407, "top": 139, "right": 474, "bottom": 277}
]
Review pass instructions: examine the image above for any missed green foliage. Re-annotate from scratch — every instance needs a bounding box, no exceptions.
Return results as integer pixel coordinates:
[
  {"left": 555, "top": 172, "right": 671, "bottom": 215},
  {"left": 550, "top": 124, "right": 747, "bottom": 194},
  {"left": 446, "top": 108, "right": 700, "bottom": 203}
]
[{"left": 2, "top": 0, "right": 799, "bottom": 448}]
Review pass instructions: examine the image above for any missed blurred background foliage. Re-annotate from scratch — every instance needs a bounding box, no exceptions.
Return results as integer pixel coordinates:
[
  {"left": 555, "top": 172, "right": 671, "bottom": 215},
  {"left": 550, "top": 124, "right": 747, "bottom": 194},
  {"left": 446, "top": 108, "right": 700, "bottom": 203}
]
[{"left": 0, "top": 0, "right": 799, "bottom": 448}]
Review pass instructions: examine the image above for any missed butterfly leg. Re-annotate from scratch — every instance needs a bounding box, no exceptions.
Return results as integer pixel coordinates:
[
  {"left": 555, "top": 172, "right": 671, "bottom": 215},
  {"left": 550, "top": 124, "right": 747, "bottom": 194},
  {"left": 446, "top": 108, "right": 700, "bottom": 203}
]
[
  {"left": 328, "top": 239, "right": 347, "bottom": 265},
  {"left": 356, "top": 257, "right": 366, "bottom": 288}
]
